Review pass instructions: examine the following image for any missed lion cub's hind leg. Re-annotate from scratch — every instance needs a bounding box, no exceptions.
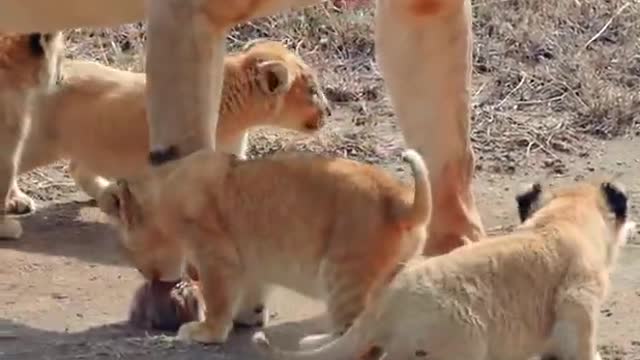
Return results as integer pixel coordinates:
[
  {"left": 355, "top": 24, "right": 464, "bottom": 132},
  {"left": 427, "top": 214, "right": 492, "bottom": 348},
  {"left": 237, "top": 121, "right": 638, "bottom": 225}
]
[
  {"left": 233, "top": 282, "right": 270, "bottom": 328},
  {"left": 68, "top": 161, "right": 111, "bottom": 201},
  {"left": 9, "top": 114, "right": 65, "bottom": 214},
  {"left": 542, "top": 291, "right": 602, "bottom": 360},
  {"left": 382, "top": 320, "right": 487, "bottom": 360},
  {"left": 0, "top": 90, "right": 30, "bottom": 219},
  {"left": 0, "top": 94, "right": 25, "bottom": 238},
  {"left": 297, "top": 259, "right": 387, "bottom": 350}
]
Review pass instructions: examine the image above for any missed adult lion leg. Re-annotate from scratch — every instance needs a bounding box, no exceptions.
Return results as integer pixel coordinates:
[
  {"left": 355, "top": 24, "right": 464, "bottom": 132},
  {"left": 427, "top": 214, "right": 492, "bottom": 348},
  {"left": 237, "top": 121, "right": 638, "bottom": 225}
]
[
  {"left": 375, "top": 0, "right": 484, "bottom": 255},
  {"left": 144, "top": 0, "right": 321, "bottom": 164}
]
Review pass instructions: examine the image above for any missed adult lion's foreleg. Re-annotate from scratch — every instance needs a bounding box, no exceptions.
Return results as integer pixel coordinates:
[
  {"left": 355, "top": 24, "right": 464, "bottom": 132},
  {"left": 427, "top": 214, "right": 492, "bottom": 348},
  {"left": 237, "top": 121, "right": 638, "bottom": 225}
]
[
  {"left": 144, "top": 0, "right": 322, "bottom": 165},
  {"left": 375, "top": 0, "right": 485, "bottom": 255}
]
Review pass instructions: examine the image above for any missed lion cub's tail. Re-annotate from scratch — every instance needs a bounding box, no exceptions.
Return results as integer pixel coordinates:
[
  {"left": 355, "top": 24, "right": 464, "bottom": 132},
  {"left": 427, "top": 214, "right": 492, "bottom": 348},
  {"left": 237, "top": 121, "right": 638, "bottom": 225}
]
[
  {"left": 252, "top": 304, "right": 379, "bottom": 360},
  {"left": 400, "top": 149, "right": 432, "bottom": 228}
]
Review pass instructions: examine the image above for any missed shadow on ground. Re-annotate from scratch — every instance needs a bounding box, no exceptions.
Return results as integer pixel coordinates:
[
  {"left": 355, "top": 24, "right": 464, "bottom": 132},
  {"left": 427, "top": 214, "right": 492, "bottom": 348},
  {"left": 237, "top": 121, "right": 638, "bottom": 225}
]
[
  {"left": 0, "top": 201, "right": 125, "bottom": 267},
  {"left": 0, "top": 314, "right": 328, "bottom": 360}
]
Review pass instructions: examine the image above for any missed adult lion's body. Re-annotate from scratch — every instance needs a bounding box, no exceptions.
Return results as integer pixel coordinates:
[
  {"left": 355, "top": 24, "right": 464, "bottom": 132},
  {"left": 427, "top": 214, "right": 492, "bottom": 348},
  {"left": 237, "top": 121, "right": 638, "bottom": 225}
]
[
  {"left": 9, "top": 39, "right": 329, "bottom": 210},
  {"left": 0, "top": 0, "right": 485, "bottom": 256},
  {"left": 253, "top": 180, "right": 635, "bottom": 360},
  {"left": 0, "top": 0, "right": 145, "bottom": 33}
]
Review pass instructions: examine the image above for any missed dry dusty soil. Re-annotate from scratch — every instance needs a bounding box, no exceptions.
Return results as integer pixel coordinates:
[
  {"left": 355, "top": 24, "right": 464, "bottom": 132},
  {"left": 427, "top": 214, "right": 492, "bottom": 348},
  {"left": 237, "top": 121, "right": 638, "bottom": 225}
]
[{"left": 1, "top": 110, "right": 640, "bottom": 359}]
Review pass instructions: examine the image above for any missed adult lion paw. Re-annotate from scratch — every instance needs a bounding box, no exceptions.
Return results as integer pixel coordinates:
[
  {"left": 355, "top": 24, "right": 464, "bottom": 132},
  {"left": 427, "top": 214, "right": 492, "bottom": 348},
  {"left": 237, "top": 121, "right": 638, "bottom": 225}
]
[{"left": 176, "top": 321, "right": 231, "bottom": 344}]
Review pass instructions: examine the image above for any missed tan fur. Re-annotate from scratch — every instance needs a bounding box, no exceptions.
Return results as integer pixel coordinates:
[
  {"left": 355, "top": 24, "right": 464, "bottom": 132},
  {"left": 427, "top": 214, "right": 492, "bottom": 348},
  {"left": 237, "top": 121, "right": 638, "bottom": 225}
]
[
  {"left": 253, "top": 180, "right": 634, "bottom": 360},
  {"left": 0, "top": 32, "right": 63, "bottom": 239},
  {"left": 97, "top": 147, "right": 432, "bottom": 344},
  {"left": 0, "top": 0, "right": 484, "bottom": 255},
  {"left": 9, "top": 39, "right": 329, "bottom": 211}
]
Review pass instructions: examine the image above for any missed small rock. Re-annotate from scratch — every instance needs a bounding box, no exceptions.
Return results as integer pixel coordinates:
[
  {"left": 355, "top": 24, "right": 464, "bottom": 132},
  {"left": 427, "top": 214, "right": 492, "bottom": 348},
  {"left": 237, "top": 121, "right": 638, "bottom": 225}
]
[{"left": 51, "top": 293, "right": 68, "bottom": 300}]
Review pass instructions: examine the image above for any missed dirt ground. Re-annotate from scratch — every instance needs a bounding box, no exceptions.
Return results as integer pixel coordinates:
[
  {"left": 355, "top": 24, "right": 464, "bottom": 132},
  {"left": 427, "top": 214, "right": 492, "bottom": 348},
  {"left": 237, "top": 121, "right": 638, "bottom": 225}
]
[{"left": 1, "top": 117, "right": 640, "bottom": 359}]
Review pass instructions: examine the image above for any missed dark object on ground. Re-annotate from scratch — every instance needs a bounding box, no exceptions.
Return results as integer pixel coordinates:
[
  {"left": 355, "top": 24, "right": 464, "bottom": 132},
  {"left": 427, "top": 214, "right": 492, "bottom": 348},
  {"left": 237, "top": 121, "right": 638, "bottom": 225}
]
[{"left": 128, "top": 278, "right": 204, "bottom": 332}]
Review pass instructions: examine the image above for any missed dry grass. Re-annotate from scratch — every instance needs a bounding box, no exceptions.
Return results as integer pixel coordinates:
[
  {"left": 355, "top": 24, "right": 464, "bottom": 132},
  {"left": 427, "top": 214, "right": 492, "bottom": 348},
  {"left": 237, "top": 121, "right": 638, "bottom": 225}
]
[{"left": 62, "top": 0, "right": 640, "bottom": 172}]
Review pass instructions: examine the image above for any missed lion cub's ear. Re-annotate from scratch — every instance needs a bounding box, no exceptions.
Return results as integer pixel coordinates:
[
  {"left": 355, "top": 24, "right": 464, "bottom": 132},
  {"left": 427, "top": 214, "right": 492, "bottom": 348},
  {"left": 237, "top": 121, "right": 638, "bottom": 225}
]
[
  {"left": 515, "top": 182, "right": 543, "bottom": 222},
  {"left": 257, "top": 60, "right": 290, "bottom": 95},
  {"left": 601, "top": 181, "right": 628, "bottom": 221},
  {"left": 97, "top": 180, "right": 144, "bottom": 229}
]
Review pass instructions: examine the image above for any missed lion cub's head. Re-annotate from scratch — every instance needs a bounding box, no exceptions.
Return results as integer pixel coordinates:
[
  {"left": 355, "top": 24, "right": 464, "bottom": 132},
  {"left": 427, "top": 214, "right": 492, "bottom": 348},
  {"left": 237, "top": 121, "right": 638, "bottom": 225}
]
[
  {"left": 98, "top": 151, "right": 236, "bottom": 282},
  {"left": 98, "top": 177, "right": 185, "bottom": 282},
  {"left": 229, "top": 39, "right": 332, "bottom": 133},
  {"left": 515, "top": 179, "right": 635, "bottom": 266}
]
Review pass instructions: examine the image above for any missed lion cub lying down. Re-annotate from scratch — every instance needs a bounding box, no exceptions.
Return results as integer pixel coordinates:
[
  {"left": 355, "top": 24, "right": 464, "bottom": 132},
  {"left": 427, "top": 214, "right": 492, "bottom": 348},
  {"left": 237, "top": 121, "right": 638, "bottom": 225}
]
[
  {"left": 253, "top": 179, "right": 635, "bottom": 360},
  {"left": 98, "top": 148, "right": 432, "bottom": 345},
  {"left": 8, "top": 39, "right": 330, "bottom": 213}
]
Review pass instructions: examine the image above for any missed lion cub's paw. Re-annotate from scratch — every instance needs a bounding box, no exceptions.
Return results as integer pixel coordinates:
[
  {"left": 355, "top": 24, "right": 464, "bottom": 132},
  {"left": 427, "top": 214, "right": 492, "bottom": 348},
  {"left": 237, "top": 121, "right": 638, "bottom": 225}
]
[
  {"left": 234, "top": 304, "right": 269, "bottom": 328},
  {"left": 6, "top": 188, "right": 35, "bottom": 215},
  {"left": 0, "top": 217, "right": 23, "bottom": 239},
  {"left": 298, "top": 332, "right": 337, "bottom": 350},
  {"left": 176, "top": 320, "right": 232, "bottom": 344},
  {"left": 251, "top": 331, "right": 272, "bottom": 354}
]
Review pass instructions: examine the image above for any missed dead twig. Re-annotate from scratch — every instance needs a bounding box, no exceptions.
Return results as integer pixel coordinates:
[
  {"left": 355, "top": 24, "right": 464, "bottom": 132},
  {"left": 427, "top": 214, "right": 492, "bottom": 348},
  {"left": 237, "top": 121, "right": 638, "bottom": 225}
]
[
  {"left": 582, "top": 2, "right": 631, "bottom": 51},
  {"left": 495, "top": 72, "right": 527, "bottom": 108}
]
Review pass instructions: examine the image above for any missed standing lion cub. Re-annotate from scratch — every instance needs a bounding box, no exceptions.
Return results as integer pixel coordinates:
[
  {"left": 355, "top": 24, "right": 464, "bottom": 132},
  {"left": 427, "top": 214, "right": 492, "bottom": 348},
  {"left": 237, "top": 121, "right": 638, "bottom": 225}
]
[
  {"left": 8, "top": 38, "right": 330, "bottom": 214},
  {"left": 253, "top": 179, "right": 635, "bottom": 360},
  {"left": 98, "top": 148, "right": 432, "bottom": 345}
]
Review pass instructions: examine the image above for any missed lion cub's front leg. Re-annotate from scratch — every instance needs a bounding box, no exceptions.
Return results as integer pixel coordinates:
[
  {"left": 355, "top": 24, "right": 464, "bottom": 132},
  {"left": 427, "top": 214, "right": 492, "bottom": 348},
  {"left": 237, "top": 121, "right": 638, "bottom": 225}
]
[
  {"left": 177, "top": 246, "right": 244, "bottom": 344},
  {"left": 177, "top": 268, "right": 240, "bottom": 343}
]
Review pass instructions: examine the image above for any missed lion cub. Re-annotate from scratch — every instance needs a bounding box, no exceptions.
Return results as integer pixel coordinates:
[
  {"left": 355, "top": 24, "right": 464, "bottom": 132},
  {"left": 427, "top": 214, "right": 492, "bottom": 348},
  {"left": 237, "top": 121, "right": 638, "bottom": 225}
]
[
  {"left": 253, "top": 179, "right": 635, "bottom": 360},
  {"left": 0, "top": 31, "right": 63, "bottom": 239},
  {"left": 98, "top": 148, "right": 432, "bottom": 345},
  {"left": 8, "top": 39, "right": 330, "bottom": 213}
]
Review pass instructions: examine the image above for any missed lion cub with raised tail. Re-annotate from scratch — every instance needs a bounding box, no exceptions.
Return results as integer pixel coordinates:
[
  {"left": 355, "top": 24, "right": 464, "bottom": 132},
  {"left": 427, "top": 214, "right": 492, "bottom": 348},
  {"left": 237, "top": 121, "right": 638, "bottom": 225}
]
[
  {"left": 9, "top": 38, "right": 330, "bottom": 213},
  {"left": 97, "top": 148, "right": 431, "bottom": 345},
  {"left": 253, "top": 179, "right": 635, "bottom": 360}
]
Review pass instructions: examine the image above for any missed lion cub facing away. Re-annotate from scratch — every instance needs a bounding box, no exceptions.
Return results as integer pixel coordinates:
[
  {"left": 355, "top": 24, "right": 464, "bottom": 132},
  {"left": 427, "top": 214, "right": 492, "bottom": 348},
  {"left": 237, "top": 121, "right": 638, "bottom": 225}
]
[
  {"left": 97, "top": 148, "right": 432, "bottom": 345},
  {"left": 9, "top": 39, "right": 330, "bottom": 213},
  {"left": 254, "top": 179, "right": 635, "bottom": 360}
]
